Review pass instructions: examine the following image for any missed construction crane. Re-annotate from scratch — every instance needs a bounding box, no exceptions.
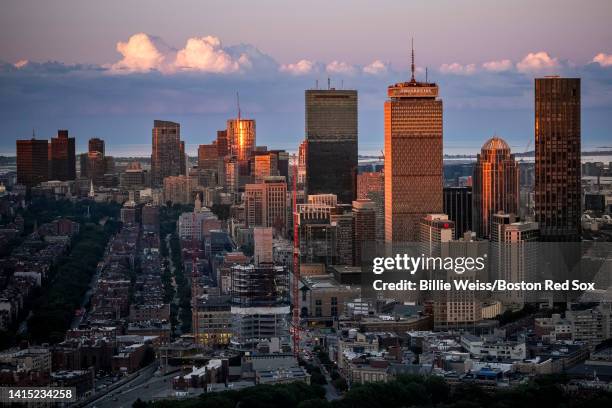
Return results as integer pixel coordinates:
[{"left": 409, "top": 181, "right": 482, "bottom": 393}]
[
  {"left": 191, "top": 199, "right": 200, "bottom": 345},
  {"left": 292, "top": 154, "right": 301, "bottom": 357}
]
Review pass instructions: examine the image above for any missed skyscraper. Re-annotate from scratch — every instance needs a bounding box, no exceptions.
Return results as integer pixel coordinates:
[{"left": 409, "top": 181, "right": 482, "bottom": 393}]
[
  {"left": 216, "top": 130, "right": 229, "bottom": 157},
  {"left": 357, "top": 171, "right": 385, "bottom": 243},
  {"left": 245, "top": 176, "right": 288, "bottom": 234},
  {"left": 227, "top": 118, "right": 255, "bottom": 161},
  {"left": 443, "top": 186, "right": 472, "bottom": 239},
  {"left": 254, "top": 227, "right": 274, "bottom": 265},
  {"left": 534, "top": 77, "right": 581, "bottom": 241},
  {"left": 385, "top": 45, "right": 443, "bottom": 242},
  {"left": 16, "top": 138, "right": 48, "bottom": 187},
  {"left": 198, "top": 143, "right": 219, "bottom": 171},
  {"left": 352, "top": 199, "right": 376, "bottom": 266},
  {"left": 50, "top": 129, "right": 76, "bottom": 181},
  {"left": 305, "top": 88, "right": 358, "bottom": 204},
  {"left": 88, "top": 138, "right": 105, "bottom": 156},
  {"left": 85, "top": 137, "right": 106, "bottom": 185},
  {"left": 472, "top": 137, "right": 519, "bottom": 238},
  {"left": 151, "top": 120, "right": 183, "bottom": 187}
]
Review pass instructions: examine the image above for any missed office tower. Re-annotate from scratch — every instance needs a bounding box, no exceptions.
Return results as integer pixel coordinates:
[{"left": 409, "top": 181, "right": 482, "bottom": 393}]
[
  {"left": 120, "top": 161, "right": 147, "bottom": 189},
  {"left": 331, "top": 206, "right": 353, "bottom": 265},
  {"left": 419, "top": 214, "right": 454, "bottom": 256},
  {"left": 16, "top": 138, "right": 48, "bottom": 187},
  {"left": 295, "top": 199, "right": 336, "bottom": 265},
  {"left": 79, "top": 153, "right": 89, "bottom": 178},
  {"left": 88, "top": 138, "right": 105, "bottom": 156},
  {"left": 305, "top": 88, "right": 358, "bottom": 204},
  {"left": 151, "top": 120, "right": 183, "bottom": 187},
  {"left": 87, "top": 151, "right": 106, "bottom": 185},
  {"left": 472, "top": 137, "right": 519, "bottom": 238},
  {"left": 441, "top": 234, "right": 485, "bottom": 330},
  {"left": 50, "top": 129, "right": 76, "bottom": 181},
  {"left": 535, "top": 77, "right": 581, "bottom": 241},
  {"left": 357, "top": 171, "right": 385, "bottom": 243},
  {"left": 254, "top": 227, "right": 273, "bottom": 265},
  {"left": 443, "top": 186, "right": 472, "bottom": 239},
  {"left": 216, "top": 130, "right": 229, "bottom": 157},
  {"left": 352, "top": 199, "right": 376, "bottom": 266},
  {"left": 385, "top": 47, "right": 442, "bottom": 242},
  {"left": 253, "top": 152, "right": 278, "bottom": 184},
  {"left": 245, "top": 184, "right": 264, "bottom": 226},
  {"left": 297, "top": 139, "right": 308, "bottom": 188},
  {"left": 227, "top": 118, "right": 255, "bottom": 161},
  {"left": 270, "top": 150, "right": 289, "bottom": 181},
  {"left": 491, "top": 212, "right": 539, "bottom": 307},
  {"left": 198, "top": 143, "right": 219, "bottom": 171},
  {"left": 180, "top": 140, "right": 186, "bottom": 175},
  {"left": 81, "top": 137, "right": 107, "bottom": 184},
  {"left": 245, "top": 177, "right": 288, "bottom": 234},
  {"left": 230, "top": 264, "right": 290, "bottom": 350}
]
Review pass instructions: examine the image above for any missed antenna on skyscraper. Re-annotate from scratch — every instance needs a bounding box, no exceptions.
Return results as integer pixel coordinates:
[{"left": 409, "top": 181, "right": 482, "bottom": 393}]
[
  {"left": 411, "top": 37, "right": 416, "bottom": 82},
  {"left": 32, "top": 128, "right": 35, "bottom": 139},
  {"left": 315, "top": 79, "right": 319, "bottom": 89},
  {"left": 426, "top": 67, "right": 428, "bottom": 83},
  {"left": 236, "top": 92, "right": 241, "bottom": 120},
  {"left": 327, "top": 77, "right": 331, "bottom": 90},
  {"left": 341, "top": 79, "right": 344, "bottom": 89}
]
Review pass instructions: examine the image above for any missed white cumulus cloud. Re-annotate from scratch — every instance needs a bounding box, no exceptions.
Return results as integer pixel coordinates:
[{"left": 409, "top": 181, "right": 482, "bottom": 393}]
[
  {"left": 482, "top": 59, "right": 513, "bottom": 72},
  {"left": 174, "top": 36, "right": 249, "bottom": 73},
  {"left": 439, "top": 62, "right": 477, "bottom": 75},
  {"left": 593, "top": 53, "right": 612, "bottom": 67},
  {"left": 325, "top": 60, "right": 356, "bottom": 75},
  {"left": 516, "top": 51, "right": 559, "bottom": 73},
  {"left": 111, "top": 33, "right": 170, "bottom": 73},
  {"left": 363, "top": 60, "right": 388, "bottom": 75},
  {"left": 279, "top": 59, "right": 316, "bottom": 75}
]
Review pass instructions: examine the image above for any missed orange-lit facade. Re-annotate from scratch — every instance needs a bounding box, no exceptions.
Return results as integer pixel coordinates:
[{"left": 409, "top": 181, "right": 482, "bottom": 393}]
[
  {"left": 384, "top": 76, "right": 443, "bottom": 242},
  {"left": 227, "top": 118, "right": 255, "bottom": 161},
  {"left": 472, "top": 137, "right": 519, "bottom": 238}
]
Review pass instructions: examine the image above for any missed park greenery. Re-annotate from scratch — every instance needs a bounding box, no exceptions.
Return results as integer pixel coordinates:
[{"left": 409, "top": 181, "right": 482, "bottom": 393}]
[
  {"left": 133, "top": 373, "right": 612, "bottom": 408},
  {"left": 0, "top": 198, "right": 121, "bottom": 347}
]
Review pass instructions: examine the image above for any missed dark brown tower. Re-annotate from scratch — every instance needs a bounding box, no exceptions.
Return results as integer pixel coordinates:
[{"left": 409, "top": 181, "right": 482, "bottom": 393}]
[
  {"left": 16, "top": 138, "right": 48, "bottom": 187},
  {"left": 534, "top": 77, "right": 581, "bottom": 241},
  {"left": 151, "top": 120, "right": 182, "bottom": 187},
  {"left": 50, "top": 129, "right": 76, "bottom": 181}
]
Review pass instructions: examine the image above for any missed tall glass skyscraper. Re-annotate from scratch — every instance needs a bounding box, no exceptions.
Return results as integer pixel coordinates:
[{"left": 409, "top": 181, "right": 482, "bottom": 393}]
[
  {"left": 305, "top": 88, "right": 358, "bottom": 204},
  {"left": 534, "top": 77, "right": 581, "bottom": 241}
]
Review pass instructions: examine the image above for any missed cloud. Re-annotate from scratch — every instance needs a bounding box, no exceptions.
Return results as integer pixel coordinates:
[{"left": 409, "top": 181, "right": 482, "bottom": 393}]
[
  {"left": 111, "top": 33, "right": 172, "bottom": 73},
  {"left": 174, "top": 36, "right": 250, "bottom": 73},
  {"left": 363, "top": 60, "right": 388, "bottom": 75},
  {"left": 279, "top": 59, "right": 317, "bottom": 75},
  {"left": 482, "top": 59, "right": 513, "bottom": 72},
  {"left": 325, "top": 60, "right": 356, "bottom": 75},
  {"left": 593, "top": 53, "right": 612, "bottom": 67},
  {"left": 439, "top": 62, "right": 477, "bottom": 75},
  {"left": 516, "top": 51, "right": 559, "bottom": 73},
  {"left": 14, "top": 59, "right": 29, "bottom": 69}
]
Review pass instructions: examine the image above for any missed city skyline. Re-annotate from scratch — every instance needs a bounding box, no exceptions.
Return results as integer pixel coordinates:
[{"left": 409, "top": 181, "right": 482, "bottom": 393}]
[{"left": 1, "top": 1, "right": 612, "bottom": 155}]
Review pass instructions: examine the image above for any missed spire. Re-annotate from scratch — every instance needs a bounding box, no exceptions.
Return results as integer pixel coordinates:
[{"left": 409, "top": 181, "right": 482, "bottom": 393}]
[
  {"left": 236, "top": 92, "right": 241, "bottom": 120},
  {"left": 411, "top": 38, "right": 415, "bottom": 82}
]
